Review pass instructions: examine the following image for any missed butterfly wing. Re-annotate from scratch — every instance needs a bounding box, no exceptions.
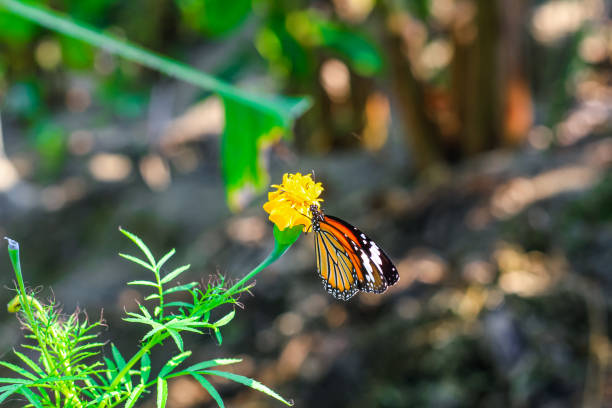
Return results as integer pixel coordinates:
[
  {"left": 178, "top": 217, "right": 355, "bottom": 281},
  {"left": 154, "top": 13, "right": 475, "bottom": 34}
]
[
  {"left": 314, "top": 227, "right": 359, "bottom": 300},
  {"left": 315, "top": 214, "right": 399, "bottom": 300}
]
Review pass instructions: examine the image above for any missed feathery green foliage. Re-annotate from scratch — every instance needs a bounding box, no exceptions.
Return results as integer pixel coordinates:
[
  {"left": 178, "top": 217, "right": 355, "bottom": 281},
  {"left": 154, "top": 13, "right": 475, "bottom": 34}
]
[{"left": 1, "top": 230, "right": 294, "bottom": 407}]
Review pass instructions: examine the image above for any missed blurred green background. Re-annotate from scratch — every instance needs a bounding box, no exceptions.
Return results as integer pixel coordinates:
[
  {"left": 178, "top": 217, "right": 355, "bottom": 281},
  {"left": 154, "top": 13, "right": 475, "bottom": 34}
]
[{"left": 1, "top": 0, "right": 611, "bottom": 406}]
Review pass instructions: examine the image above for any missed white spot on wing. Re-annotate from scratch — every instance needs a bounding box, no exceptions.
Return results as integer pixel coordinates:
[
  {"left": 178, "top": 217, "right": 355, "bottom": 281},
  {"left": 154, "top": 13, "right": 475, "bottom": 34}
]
[{"left": 369, "top": 243, "right": 383, "bottom": 270}]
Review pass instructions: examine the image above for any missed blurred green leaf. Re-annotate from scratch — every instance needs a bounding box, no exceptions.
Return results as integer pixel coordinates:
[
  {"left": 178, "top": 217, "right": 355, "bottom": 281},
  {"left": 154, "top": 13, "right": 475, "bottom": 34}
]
[
  {"left": 64, "top": 0, "right": 116, "bottom": 22},
  {"left": 221, "top": 96, "right": 285, "bottom": 211},
  {"left": 0, "top": 0, "right": 312, "bottom": 208},
  {"left": 29, "top": 120, "right": 66, "bottom": 176},
  {"left": 0, "top": 10, "right": 36, "bottom": 45},
  {"left": 256, "top": 18, "right": 311, "bottom": 78},
  {"left": 177, "top": 0, "right": 251, "bottom": 36},
  {"left": 59, "top": 35, "right": 94, "bottom": 69},
  {"left": 315, "top": 18, "right": 383, "bottom": 76}
]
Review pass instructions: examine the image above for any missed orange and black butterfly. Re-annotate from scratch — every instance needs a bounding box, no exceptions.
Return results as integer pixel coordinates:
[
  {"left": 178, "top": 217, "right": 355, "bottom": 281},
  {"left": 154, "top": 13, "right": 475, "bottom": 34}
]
[{"left": 309, "top": 204, "right": 399, "bottom": 300}]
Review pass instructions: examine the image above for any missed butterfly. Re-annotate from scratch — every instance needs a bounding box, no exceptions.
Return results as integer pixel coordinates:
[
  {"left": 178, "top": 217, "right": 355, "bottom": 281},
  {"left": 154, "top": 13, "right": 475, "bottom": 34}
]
[{"left": 309, "top": 204, "right": 399, "bottom": 300}]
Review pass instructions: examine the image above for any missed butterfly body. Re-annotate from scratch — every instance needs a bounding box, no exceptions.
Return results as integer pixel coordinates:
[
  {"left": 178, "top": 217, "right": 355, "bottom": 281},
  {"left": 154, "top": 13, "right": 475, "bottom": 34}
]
[{"left": 310, "top": 205, "right": 399, "bottom": 300}]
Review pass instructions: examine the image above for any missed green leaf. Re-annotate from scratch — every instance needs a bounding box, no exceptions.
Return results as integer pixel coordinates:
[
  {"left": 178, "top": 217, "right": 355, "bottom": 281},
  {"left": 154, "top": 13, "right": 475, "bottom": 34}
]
[
  {"left": 214, "top": 328, "right": 223, "bottom": 346},
  {"left": 191, "top": 373, "right": 224, "bottom": 408},
  {"left": 0, "top": 378, "right": 32, "bottom": 384},
  {"left": 204, "top": 370, "right": 293, "bottom": 406},
  {"left": 111, "top": 343, "right": 131, "bottom": 388},
  {"left": 273, "top": 224, "right": 302, "bottom": 247},
  {"left": 0, "top": 361, "right": 38, "bottom": 381},
  {"left": 125, "top": 383, "right": 145, "bottom": 408},
  {"left": 145, "top": 294, "right": 161, "bottom": 301},
  {"left": 213, "top": 310, "right": 235, "bottom": 327},
  {"left": 0, "top": 0, "right": 310, "bottom": 122},
  {"left": 163, "top": 282, "right": 198, "bottom": 295},
  {"left": 184, "top": 358, "right": 242, "bottom": 373},
  {"left": 11, "top": 351, "right": 44, "bottom": 378},
  {"left": 156, "top": 249, "right": 176, "bottom": 271},
  {"left": 159, "top": 351, "right": 191, "bottom": 378},
  {"left": 20, "top": 386, "right": 44, "bottom": 408},
  {"left": 119, "top": 228, "right": 157, "bottom": 266},
  {"left": 0, "top": 384, "right": 22, "bottom": 404},
  {"left": 104, "top": 357, "right": 117, "bottom": 381},
  {"left": 119, "top": 253, "right": 156, "bottom": 272},
  {"left": 140, "top": 352, "right": 151, "bottom": 384},
  {"left": 167, "top": 329, "right": 184, "bottom": 352},
  {"left": 160, "top": 265, "right": 190, "bottom": 284},
  {"left": 127, "top": 280, "right": 159, "bottom": 287},
  {"left": 221, "top": 96, "right": 291, "bottom": 211},
  {"left": 165, "top": 301, "right": 193, "bottom": 309},
  {"left": 156, "top": 377, "right": 168, "bottom": 408},
  {"left": 111, "top": 344, "right": 126, "bottom": 370}
]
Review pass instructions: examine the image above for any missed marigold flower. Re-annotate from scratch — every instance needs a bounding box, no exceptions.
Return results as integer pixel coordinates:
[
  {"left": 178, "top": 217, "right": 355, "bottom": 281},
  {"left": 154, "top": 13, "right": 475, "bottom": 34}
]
[{"left": 263, "top": 172, "right": 323, "bottom": 231}]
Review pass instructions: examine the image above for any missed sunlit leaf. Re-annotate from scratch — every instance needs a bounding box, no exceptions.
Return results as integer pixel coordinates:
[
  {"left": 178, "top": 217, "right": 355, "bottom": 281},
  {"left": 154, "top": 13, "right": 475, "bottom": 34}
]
[
  {"left": 191, "top": 373, "right": 224, "bottom": 407},
  {"left": 221, "top": 97, "right": 286, "bottom": 211},
  {"left": 204, "top": 370, "right": 293, "bottom": 406},
  {"left": 156, "top": 377, "right": 167, "bottom": 408},
  {"left": 158, "top": 351, "right": 191, "bottom": 378}
]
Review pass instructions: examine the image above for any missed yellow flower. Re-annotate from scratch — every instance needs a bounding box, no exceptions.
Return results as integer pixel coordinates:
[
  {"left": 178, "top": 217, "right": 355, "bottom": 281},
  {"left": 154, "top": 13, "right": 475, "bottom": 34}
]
[{"left": 263, "top": 172, "right": 324, "bottom": 232}]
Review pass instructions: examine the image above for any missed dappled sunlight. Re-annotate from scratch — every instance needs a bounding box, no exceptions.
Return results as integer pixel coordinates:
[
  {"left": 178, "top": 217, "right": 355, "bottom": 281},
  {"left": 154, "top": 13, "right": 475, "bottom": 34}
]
[
  {"left": 531, "top": 0, "right": 592, "bottom": 44},
  {"left": 332, "top": 0, "right": 374, "bottom": 23},
  {"left": 361, "top": 92, "right": 390, "bottom": 151},
  {"left": 398, "top": 247, "right": 448, "bottom": 285},
  {"left": 34, "top": 39, "right": 61, "bottom": 70},
  {"left": 139, "top": 153, "right": 171, "bottom": 192},
  {"left": 276, "top": 334, "right": 313, "bottom": 379},
  {"left": 491, "top": 165, "right": 599, "bottom": 219},
  {"left": 1, "top": 0, "right": 610, "bottom": 406},
  {"left": 418, "top": 39, "right": 453, "bottom": 79},
  {"left": 88, "top": 153, "right": 132, "bottom": 182},
  {"left": 461, "top": 258, "right": 495, "bottom": 285},
  {"left": 0, "top": 157, "right": 19, "bottom": 192},
  {"left": 320, "top": 59, "right": 351, "bottom": 103},
  {"left": 494, "top": 243, "right": 566, "bottom": 297},
  {"left": 556, "top": 100, "right": 612, "bottom": 146},
  {"left": 275, "top": 312, "right": 304, "bottom": 336},
  {"left": 161, "top": 96, "right": 224, "bottom": 151}
]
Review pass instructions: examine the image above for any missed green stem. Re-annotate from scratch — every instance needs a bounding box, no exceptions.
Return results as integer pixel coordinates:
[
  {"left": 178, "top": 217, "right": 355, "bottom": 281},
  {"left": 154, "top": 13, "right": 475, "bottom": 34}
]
[
  {"left": 99, "top": 335, "right": 164, "bottom": 408},
  {"left": 0, "top": 0, "right": 310, "bottom": 122},
  {"left": 5, "top": 238, "right": 84, "bottom": 408},
  {"left": 223, "top": 238, "right": 292, "bottom": 301}
]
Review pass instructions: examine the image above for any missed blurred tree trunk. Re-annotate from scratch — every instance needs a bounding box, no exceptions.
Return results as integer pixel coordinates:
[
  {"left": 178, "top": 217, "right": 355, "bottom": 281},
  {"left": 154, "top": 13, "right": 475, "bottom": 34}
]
[
  {"left": 381, "top": 0, "right": 533, "bottom": 170},
  {"left": 384, "top": 27, "right": 444, "bottom": 170},
  {"left": 457, "top": 0, "right": 501, "bottom": 155}
]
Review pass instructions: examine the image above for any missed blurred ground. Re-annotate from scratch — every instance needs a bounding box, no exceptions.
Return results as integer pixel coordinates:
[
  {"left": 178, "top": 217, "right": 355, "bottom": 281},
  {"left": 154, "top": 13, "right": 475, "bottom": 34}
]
[{"left": 1, "top": 125, "right": 611, "bottom": 407}]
